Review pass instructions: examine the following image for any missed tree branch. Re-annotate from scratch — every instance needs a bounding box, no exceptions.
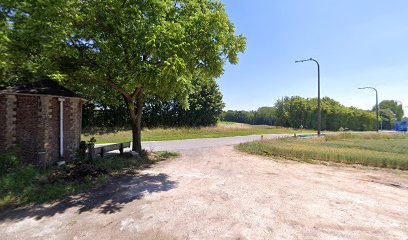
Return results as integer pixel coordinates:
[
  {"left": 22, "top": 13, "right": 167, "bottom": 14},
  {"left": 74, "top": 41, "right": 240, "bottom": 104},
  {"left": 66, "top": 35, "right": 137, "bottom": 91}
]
[
  {"left": 68, "top": 38, "right": 82, "bottom": 53},
  {"left": 121, "top": 0, "right": 128, "bottom": 7},
  {"left": 131, "top": 87, "right": 141, "bottom": 100},
  {"left": 107, "top": 80, "right": 132, "bottom": 101},
  {"left": 119, "top": 36, "right": 133, "bottom": 69}
]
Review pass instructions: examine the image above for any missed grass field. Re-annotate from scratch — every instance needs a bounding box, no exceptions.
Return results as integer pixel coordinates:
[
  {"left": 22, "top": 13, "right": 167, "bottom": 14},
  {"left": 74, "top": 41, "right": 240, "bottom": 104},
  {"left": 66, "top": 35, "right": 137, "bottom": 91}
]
[
  {"left": 82, "top": 122, "right": 314, "bottom": 143},
  {"left": 0, "top": 151, "right": 178, "bottom": 210},
  {"left": 237, "top": 133, "right": 408, "bottom": 170}
]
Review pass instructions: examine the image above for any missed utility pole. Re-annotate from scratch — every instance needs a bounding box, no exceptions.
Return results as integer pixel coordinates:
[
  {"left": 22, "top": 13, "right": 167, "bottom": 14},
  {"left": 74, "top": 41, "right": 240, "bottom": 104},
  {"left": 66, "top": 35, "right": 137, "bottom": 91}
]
[
  {"left": 358, "top": 87, "right": 379, "bottom": 132},
  {"left": 295, "top": 58, "right": 321, "bottom": 136}
]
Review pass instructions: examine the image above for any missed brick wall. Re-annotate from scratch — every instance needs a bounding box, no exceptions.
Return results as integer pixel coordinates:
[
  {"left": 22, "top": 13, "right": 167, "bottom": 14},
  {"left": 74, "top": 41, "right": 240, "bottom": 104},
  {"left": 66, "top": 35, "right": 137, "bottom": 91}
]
[
  {"left": 63, "top": 98, "right": 82, "bottom": 162},
  {"left": 0, "top": 94, "right": 83, "bottom": 164},
  {"left": 0, "top": 96, "right": 7, "bottom": 151},
  {"left": 47, "top": 97, "right": 60, "bottom": 163},
  {"left": 0, "top": 95, "right": 18, "bottom": 155},
  {"left": 39, "top": 96, "right": 50, "bottom": 163},
  {"left": 15, "top": 95, "right": 41, "bottom": 163}
]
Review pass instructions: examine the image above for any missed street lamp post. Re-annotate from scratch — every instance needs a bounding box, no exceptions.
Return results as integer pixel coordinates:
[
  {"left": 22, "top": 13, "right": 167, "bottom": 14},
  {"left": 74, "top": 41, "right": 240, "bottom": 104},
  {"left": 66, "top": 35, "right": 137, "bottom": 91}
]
[
  {"left": 396, "top": 100, "right": 404, "bottom": 120},
  {"left": 295, "top": 58, "right": 321, "bottom": 136},
  {"left": 358, "top": 87, "right": 379, "bottom": 132}
]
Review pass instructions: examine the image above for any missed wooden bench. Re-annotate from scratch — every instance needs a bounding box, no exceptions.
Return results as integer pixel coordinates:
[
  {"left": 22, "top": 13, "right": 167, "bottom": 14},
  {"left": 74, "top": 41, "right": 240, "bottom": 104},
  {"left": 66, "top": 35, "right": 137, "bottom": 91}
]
[{"left": 88, "top": 142, "right": 131, "bottom": 160}]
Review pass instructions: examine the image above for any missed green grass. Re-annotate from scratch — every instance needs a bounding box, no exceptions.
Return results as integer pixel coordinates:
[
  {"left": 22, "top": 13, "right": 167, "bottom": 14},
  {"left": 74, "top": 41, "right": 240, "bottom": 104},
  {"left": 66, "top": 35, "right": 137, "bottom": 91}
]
[
  {"left": 82, "top": 122, "right": 314, "bottom": 143},
  {"left": 218, "top": 121, "right": 239, "bottom": 125},
  {"left": 156, "top": 151, "right": 180, "bottom": 158},
  {"left": 237, "top": 133, "right": 408, "bottom": 170},
  {"left": 0, "top": 151, "right": 179, "bottom": 211}
]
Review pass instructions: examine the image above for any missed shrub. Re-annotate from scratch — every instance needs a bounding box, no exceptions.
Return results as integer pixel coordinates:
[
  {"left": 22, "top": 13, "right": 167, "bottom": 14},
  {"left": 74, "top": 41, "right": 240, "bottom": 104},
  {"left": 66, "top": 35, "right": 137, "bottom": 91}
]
[
  {"left": 0, "top": 148, "right": 21, "bottom": 176},
  {"left": 75, "top": 141, "right": 88, "bottom": 163}
]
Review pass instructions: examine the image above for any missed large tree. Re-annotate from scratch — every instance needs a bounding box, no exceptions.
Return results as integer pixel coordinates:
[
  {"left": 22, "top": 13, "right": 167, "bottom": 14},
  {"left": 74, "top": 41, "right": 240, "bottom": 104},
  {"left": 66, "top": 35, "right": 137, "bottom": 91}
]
[
  {"left": 143, "top": 77, "right": 225, "bottom": 127},
  {"left": 1, "top": 0, "right": 246, "bottom": 151},
  {"left": 81, "top": 77, "right": 225, "bottom": 130},
  {"left": 378, "top": 100, "right": 404, "bottom": 121},
  {"left": 274, "top": 96, "right": 377, "bottom": 131}
]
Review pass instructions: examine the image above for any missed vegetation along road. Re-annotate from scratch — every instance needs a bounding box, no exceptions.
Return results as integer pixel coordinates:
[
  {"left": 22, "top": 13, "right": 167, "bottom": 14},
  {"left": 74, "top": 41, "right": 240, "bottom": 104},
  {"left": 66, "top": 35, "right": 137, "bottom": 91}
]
[
  {"left": 238, "top": 133, "right": 408, "bottom": 170},
  {"left": 1, "top": 134, "right": 407, "bottom": 239},
  {"left": 82, "top": 122, "right": 314, "bottom": 143}
]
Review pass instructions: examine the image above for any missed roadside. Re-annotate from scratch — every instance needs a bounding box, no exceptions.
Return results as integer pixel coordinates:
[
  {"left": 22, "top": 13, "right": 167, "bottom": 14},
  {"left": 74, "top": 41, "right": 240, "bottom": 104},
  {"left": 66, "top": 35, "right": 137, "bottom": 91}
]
[
  {"left": 0, "top": 150, "right": 179, "bottom": 211},
  {"left": 82, "top": 122, "right": 315, "bottom": 143},
  {"left": 238, "top": 133, "right": 408, "bottom": 170},
  {"left": 1, "top": 145, "right": 407, "bottom": 239},
  {"left": 141, "top": 133, "right": 291, "bottom": 152}
]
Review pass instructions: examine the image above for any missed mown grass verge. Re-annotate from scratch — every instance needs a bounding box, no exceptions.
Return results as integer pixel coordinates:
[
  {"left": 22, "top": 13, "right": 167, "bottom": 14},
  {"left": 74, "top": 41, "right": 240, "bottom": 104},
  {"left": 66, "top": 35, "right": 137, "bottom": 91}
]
[
  {"left": 82, "top": 122, "right": 314, "bottom": 143},
  {"left": 0, "top": 151, "right": 179, "bottom": 211},
  {"left": 237, "top": 133, "right": 408, "bottom": 170}
]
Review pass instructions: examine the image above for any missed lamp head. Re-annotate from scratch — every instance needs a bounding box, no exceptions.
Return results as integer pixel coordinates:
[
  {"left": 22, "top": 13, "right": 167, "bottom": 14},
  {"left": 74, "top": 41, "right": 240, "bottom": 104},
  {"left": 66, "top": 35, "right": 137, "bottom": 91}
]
[{"left": 295, "top": 59, "right": 309, "bottom": 63}]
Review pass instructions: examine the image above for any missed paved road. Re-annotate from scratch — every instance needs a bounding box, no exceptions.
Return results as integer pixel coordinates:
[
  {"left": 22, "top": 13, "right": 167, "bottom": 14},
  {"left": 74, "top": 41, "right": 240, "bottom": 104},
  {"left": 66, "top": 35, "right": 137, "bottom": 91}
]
[
  {"left": 95, "top": 134, "right": 291, "bottom": 153},
  {"left": 141, "top": 134, "right": 291, "bottom": 152},
  {"left": 1, "top": 135, "right": 408, "bottom": 239}
]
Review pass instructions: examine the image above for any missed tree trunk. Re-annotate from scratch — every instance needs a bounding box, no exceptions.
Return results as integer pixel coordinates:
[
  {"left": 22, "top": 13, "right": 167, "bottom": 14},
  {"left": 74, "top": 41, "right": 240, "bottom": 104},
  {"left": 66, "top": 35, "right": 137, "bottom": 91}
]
[
  {"left": 128, "top": 89, "right": 144, "bottom": 152},
  {"left": 108, "top": 80, "right": 144, "bottom": 153}
]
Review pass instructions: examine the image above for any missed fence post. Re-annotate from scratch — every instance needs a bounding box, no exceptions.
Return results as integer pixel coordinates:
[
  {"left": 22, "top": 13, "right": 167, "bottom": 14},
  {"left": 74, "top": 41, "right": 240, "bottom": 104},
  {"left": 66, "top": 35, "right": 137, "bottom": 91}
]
[
  {"left": 100, "top": 147, "right": 105, "bottom": 158},
  {"left": 119, "top": 143, "right": 124, "bottom": 155},
  {"left": 88, "top": 144, "right": 95, "bottom": 161}
]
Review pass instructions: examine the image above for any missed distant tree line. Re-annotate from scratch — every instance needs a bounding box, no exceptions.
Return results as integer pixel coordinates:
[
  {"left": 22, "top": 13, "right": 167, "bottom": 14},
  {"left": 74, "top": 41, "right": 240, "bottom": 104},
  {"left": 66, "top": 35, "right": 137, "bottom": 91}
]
[
  {"left": 222, "top": 97, "right": 406, "bottom": 131},
  {"left": 274, "top": 96, "right": 377, "bottom": 131},
  {"left": 82, "top": 78, "right": 224, "bottom": 130},
  {"left": 221, "top": 107, "right": 277, "bottom": 125},
  {"left": 222, "top": 97, "right": 385, "bottom": 131},
  {"left": 84, "top": 84, "right": 404, "bottom": 132}
]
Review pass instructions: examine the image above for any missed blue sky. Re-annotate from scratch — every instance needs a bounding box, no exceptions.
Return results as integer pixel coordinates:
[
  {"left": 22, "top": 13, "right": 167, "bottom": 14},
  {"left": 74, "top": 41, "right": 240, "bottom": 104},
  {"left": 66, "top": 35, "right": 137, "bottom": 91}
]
[{"left": 218, "top": 0, "right": 408, "bottom": 114}]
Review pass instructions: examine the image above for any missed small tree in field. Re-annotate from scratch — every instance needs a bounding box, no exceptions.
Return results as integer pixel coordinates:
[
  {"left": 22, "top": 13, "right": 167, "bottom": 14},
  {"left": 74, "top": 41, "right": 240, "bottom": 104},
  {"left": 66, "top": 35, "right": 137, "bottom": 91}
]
[{"left": 1, "top": 0, "right": 246, "bottom": 151}]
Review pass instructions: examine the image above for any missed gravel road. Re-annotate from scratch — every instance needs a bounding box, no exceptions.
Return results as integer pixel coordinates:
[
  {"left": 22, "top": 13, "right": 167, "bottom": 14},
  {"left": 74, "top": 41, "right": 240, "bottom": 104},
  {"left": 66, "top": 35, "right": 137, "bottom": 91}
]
[{"left": 1, "top": 135, "right": 407, "bottom": 240}]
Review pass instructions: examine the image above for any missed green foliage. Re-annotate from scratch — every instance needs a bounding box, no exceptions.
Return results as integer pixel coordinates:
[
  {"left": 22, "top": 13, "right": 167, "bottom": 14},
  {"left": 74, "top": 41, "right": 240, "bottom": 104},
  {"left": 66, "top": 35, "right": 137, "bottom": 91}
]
[
  {"left": 0, "top": 163, "right": 107, "bottom": 209},
  {"left": 2, "top": 0, "right": 246, "bottom": 96},
  {"left": 155, "top": 151, "right": 180, "bottom": 158},
  {"left": 82, "top": 77, "right": 224, "bottom": 130},
  {"left": 376, "top": 100, "right": 404, "bottom": 130},
  {"left": 92, "top": 155, "right": 148, "bottom": 174},
  {"left": 82, "top": 101, "right": 130, "bottom": 130},
  {"left": 0, "top": 151, "right": 179, "bottom": 209},
  {"left": 378, "top": 100, "right": 404, "bottom": 121},
  {"left": 221, "top": 110, "right": 255, "bottom": 124},
  {"left": 1, "top": 164, "right": 43, "bottom": 208},
  {"left": 274, "top": 96, "right": 377, "bottom": 131},
  {"left": 76, "top": 141, "right": 88, "bottom": 163},
  {"left": 143, "top": 78, "right": 225, "bottom": 127},
  {"left": 221, "top": 107, "right": 277, "bottom": 125},
  {"left": 237, "top": 134, "right": 408, "bottom": 170},
  {"left": 1, "top": 0, "right": 246, "bottom": 151},
  {"left": 222, "top": 96, "right": 378, "bottom": 131},
  {"left": 0, "top": 148, "right": 21, "bottom": 176},
  {"left": 380, "top": 108, "right": 398, "bottom": 130},
  {"left": 255, "top": 107, "right": 277, "bottom": 125}
]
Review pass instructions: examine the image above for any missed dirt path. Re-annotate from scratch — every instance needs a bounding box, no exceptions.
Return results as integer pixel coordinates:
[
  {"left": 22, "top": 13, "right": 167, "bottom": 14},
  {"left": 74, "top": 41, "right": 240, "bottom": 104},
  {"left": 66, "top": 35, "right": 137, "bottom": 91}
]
[{"left": 1, "top": 146, "right": 407, "bottom": 240}]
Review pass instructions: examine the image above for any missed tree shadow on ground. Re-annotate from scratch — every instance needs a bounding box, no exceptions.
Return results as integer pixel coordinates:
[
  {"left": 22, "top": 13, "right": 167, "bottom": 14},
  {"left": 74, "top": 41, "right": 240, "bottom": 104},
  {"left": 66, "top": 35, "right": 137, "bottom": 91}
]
[{"left": 0, "top": 173, "right": 176, "bottom": 222}]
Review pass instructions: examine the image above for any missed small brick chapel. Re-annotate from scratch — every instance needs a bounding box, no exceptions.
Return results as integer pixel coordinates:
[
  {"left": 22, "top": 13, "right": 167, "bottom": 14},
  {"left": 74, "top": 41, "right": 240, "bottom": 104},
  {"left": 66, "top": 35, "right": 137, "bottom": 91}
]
[{"left": 0, "top": 79, "right": 84, "bottom": 165}]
